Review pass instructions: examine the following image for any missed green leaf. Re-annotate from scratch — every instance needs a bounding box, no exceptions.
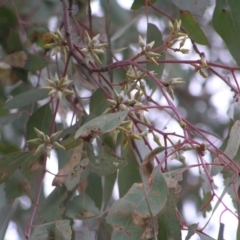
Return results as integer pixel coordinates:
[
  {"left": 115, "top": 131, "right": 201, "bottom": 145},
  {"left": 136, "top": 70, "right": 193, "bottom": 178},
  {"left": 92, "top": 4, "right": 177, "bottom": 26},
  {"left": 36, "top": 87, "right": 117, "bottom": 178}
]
[
  {"left": 61, "top": 133, "right": 83, "bottom": 150},
  {"left": 39, "top": 186, "right": 68, "bottom": 222},
  {"left": 0, "top": 142, "right": 19, "bottom": 154},
  {"left": 211, "top": 120, "right": 240, "bottom": 176},
  {"left": 180, "top": 11, "right": 208, "bottom": 45},
  {"left": 158, "top": 188, "right": 182, "bottom": 240},
  {"left": 197, "top": 232, "right": 216, "bottom": 240},
  {"left": 85, "top": 172, "right": 103, "bottom": 209},
  {"left": 118, "top": 143, "right": 141, "bottom": 198},
  {"left": 102, "top": 172, "right": 117, "bottom": 210},
  {"left": 0, "top": 205, "right": 15, "bottom": 240},
  {"left": 66, "top": 194, "right": 100, "bottom": 219},
  {"left": 87, "top": 144, "right": 127, "bottom": 176},
  {"left": 4, "top": 88, "right": 49, "bottom": 109},
  {"left": 146, "top": 23, "right": 165, "bottom": 90},
  {"left": 227, "top": 102, "right": 240, "bottom": 120},
  {"left": 27, "top": 104, "right": 52, "bottom": 140},
  {"left": 24, "top": 54, "right": 48, "bottom": 71},
  {"left": 97, "top": 219, "right": 113, "bottom": 240},
  {"left": 0, "top": 151, "right": 36, "bottom": 184},
  {"left": 185, "top": 223, "right": 198, "bottom": 240},
  {"left": 171, "top": 0, "right": 211, "bottom": 17},
  {"left": 64, "top": 164, "right": 87, "bottom": 191},
  {"left": 30, "top": 220, "right": 72, "bottom": 240},
  {"left": 131, "top": 0, "right": 158, "bottom": 10},
  {"left": 0, "top": 112, "right": 22, "bottom": 130},
  {"left": 6, "top": 30, "right": 23, "bottom": 53},
  {"left": 213, "top": 1, "right": 240, "bottom": 66},
  {"left": 90, "top": 88, "right": 109, "bottom": 116},
  {"left": 107, "top": 167, "right": 168, "bottom": 240},
  {"left": 0, "top": 6, "right": 17, "bottom": 51},
  {"left": 13, "top": 67, "right": 28, "bottom": 82},
  {"left": 4, "top": 169, "right": 28, "bottom": 201},
  {"left": 75, "top": 111, "right": 128, "bottom": 139}
]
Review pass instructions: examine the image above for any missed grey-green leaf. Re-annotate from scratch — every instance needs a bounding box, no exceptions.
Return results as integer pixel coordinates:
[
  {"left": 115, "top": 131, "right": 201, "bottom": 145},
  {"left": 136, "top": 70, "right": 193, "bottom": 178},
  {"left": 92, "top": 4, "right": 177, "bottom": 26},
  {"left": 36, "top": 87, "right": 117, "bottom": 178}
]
[
  {"left": 87, "top": 144, "right": 127, "bottom": 176},
  {"left": 66, "top": 194, "right": 100, "bottom": 219},
  {"left": 211, "top": 120, "right": 240, "bottom": 176},
  {"left": 5, "top": 88, "right": 48, "bottom": 109},
  {"left": 107, "top": 167, "right": 168, "bottom": 239},
  {"left": 30, "top": 220, "right": 72, "bottom": 240},
  {"left": 0, "top": 112, "right": 22, "bottom": 129},
  {"left": 213, "top": 1, "right": 240, "bottom": 66},
  {"left": 75, "top": 111, "right": 128, "bottom": 139}
]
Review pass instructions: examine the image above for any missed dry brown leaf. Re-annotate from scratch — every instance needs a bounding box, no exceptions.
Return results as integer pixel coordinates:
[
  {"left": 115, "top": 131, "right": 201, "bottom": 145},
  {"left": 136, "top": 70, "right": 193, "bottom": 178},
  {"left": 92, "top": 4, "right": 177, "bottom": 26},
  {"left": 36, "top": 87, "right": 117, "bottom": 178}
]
[{"left": 52, "top": 142, "right": 83, "bottom": 186}]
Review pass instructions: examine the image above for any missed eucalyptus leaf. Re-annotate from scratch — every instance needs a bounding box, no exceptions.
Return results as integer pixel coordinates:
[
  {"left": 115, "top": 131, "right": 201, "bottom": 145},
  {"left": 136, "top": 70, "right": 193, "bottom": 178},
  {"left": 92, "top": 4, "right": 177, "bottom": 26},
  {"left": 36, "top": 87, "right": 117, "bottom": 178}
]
[
  {"left": 107, "top": 167, "right": 168, "bottom": 239},
  {"left": 26, "top": 104, "right": 52, "bottom": 141},
  {"left": 30, "top": 220, "right": 72, "bottom": 240},
  {"left": 0, "top": 151, "right": 37, "bottom": 184},
  {"left": 66, "top": 194, "right": 100, "bottom": 219},
  {"left": 118, "top": 143, "right": 141, "bottom": 198},
  {"left": 185, "top": 223, "right": 199, "bottom": 240},
  {"left": 74, "top": 111, "right": 128, "bottom": 139},
  {"left": 24, "top": 54, "right": 48, "bottom": 71},
  {"left": 158, "top": 188, "right": 181, "bottom": 240},
  {"left": 211, "top": 120, "right": 240, "bottom": 176},
  {"left": 146, "top": 23, "right": 165, "bottom": 90},
  {"left": 171, "top": 0, "right": 211, "bottom": 17},
  {"left": 87, "top": 144, "right": 127, "bottom": 176},
  {"left": 213, "top": 1, "right": 240, "bottom": 66},
  {"left": 39, "top": 186, "right": 68, "bottom": 222},
  {"left": 180, "top": 11, "right": 208, "bottom": 45},
  {"left": 0, "top": 112, "right": 22, "bottom": 130},
  {"left": 5, "top": 88, "right": 49, "bottom": 109},
  {"left": 131, "top": 0, "right": 158, "bottom": 10}
]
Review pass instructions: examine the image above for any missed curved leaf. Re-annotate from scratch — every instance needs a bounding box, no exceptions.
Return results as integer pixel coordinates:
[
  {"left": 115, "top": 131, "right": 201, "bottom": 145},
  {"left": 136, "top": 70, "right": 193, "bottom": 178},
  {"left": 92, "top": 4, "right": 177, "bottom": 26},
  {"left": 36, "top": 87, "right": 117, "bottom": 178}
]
[
  {"left": 211, "top": 120, "right": 240, "bottom": 176},
  {"left": 66, "top": 194, "right": 100, "bottom": 219},
  {"left": 0, "top": 151, "right": 36, "bottom": 184},
  {"left": 39, "top": 186, "right": 68, "bottom": 222},
  {"left": 24, "top": 54, "right": 48, "bottom": 71},
  {"left": 30, "top": 220, "right": 72, "bottom": 240},
  {"left": 213, "top": 1, "right": 240, "bottom": 66},
  {"left": 158, "top": 188, "right": 181, "bottom": 240},
  {"left": 87, "top": 144, "right": 127, "bottom": 176},
  {"left": 180, "top": 11, "right": 208, "bottom": 45},
  {"left": 118, "top": 143, "right": 141, "bottom": 198},
  {"left": 90, "top": 88, "right": 109, "bottom": 116},
  {"left": 75, "top": 111, "right": 128, "bottom": 139},
  {"left": 147, "top": 23, "right": 165, "bottom": 90},
  {"left": 0, "top": 112, "right": 22, "bottom": 130},
  {"left": 131, "top": 0, "right": 158, "bottom": 10},
  {"left": 5, "top": 88, "right": 48, "bottom": 109},
  {"left": 107, "top": 167, "right": 168, "bottom": 239},
  {"left": 171, "top": 0, "right": 211, "bottom": 17}
]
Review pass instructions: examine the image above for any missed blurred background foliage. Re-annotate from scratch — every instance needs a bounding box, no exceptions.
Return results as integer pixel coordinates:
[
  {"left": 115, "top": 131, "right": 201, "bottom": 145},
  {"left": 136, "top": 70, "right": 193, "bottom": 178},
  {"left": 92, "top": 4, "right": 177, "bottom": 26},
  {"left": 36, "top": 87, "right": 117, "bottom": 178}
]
[{"left": 0, "top": 0, "right": 240, "bottom": 239}]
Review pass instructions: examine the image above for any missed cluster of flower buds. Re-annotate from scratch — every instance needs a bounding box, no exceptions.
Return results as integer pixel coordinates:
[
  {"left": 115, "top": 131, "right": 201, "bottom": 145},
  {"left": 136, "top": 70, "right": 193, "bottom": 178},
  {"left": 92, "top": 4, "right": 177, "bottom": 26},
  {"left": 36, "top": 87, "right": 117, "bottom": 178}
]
[
  {"left": 44, "top": 29, "right": 68, "bottom": 62},
  {"left": 167, "top": 20, "right": 190, "bottom": 54},
  {"left": 102, "top": 85, "right": 151, "bottom": 146},
  {"left": 27, "top": 128, "right": 65, "bottom": 158},
  {"left": 138, "top": 35, "right": 161, "bottom": 65},
  {"left": 166, "top": 78, "right": 185, "bottom": 100},
  {"left": 103, "top": 88, "right": 144, "bottom": 115},
  {"left": 81, "top": 31, "right": 108, "bottom": 65},
  {"left": 42, "top": 73, "right": 75, "bottom": 100}
]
